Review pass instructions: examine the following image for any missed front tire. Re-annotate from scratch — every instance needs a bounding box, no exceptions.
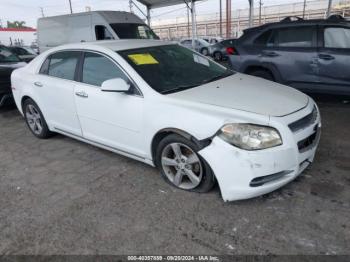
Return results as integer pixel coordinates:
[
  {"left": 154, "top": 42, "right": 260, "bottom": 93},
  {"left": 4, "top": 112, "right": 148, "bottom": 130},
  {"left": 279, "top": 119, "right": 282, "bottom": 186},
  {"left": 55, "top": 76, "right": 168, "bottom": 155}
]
[
  {"left": 23, "top": 98, "right": 53, "bottom": 139},
  {"left": 155, "top": 134, "right": 215, "bottom": 193},
  {"left": 200, "top": 48, "right": 209, "bottom": 56}
]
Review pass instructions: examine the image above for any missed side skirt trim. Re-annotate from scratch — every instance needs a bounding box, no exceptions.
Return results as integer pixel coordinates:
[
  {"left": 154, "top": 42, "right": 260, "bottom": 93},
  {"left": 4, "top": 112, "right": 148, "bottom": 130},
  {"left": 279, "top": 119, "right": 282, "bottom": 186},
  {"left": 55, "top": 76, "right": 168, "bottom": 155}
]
[{"left": 53, "top": 127, "right": 155, "bottom": 166}]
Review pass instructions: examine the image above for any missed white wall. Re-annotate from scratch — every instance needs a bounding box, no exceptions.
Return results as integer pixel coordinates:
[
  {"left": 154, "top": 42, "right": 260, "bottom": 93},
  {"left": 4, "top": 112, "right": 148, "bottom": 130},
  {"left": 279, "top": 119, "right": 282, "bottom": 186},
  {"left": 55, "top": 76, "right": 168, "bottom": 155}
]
[{"left": 0, "top": 29, "right": 37, "bottom": 46}]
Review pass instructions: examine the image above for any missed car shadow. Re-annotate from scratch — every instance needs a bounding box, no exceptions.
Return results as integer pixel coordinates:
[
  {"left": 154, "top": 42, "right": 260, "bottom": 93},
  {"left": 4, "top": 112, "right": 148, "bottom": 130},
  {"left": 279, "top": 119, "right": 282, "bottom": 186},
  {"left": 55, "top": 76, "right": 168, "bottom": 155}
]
[
  {"left": 0, "top": 104, "right": 20, "bottom": 117},
  {"left": 308, "top": 93, "right": 350, "bottom": 106}
]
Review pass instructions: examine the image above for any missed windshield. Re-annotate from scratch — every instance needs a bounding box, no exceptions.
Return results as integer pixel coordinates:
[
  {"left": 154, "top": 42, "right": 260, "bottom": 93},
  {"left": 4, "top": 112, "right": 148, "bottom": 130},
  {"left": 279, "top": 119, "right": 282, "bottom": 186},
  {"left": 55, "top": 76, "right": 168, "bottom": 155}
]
[
  {"left": 22, "top": 47, "right": 37, "bottom": 55},
  {"left": 110, "top": 23, "right": 159, "bottom": 40},
  {"left": 118, "top": 44, "right": 234, "bottom": 94},
  {"left": 198, "top": 39, "right": 210, "bottom": 46},
  {"left": 0, "top": 46, "right": 20, "bottom": 63}
]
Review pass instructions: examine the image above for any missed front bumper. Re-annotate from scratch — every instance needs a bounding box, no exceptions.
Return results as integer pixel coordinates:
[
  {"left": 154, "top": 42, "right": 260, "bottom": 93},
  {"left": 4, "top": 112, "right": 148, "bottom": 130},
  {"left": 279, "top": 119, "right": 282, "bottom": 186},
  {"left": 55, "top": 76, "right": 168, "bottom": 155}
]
[{"left": 199, "top": 101, "right": 321, "bottom": 201}]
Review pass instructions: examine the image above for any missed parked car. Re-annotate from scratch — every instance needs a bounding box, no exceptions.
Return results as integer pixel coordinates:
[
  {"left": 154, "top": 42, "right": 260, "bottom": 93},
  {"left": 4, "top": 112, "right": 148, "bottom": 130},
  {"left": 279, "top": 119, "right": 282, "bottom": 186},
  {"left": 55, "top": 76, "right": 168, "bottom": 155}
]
[
  {"left": 228, "top": 16, "right": 350, "bottom": 95},
  {"left": 7, "top": 46, "right": 37, "bottom": 62},
  {"left": 0, "top": 45, "right": 26, "bottom": 106},
  {"left": 202, "top": 36, "right": 224, "bottom": 44},
  {"left": 210, "top": 39, "right": 236, "bottom": 61},
  {"left": 38, "top": 11, "right": 159, "bottom": 53},
  {"left": 11, "top": 40, "right": 321, "bottom": 201},
  {"left": 180, "top": 38, "right": 210, "bottom": 55}
]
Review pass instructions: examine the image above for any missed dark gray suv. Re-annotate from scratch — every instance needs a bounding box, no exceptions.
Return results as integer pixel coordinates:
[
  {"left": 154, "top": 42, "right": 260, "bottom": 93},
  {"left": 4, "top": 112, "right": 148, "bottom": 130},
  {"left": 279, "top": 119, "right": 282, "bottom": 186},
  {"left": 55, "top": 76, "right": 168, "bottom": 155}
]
[{"left": 228, "top": 16, "right": 350, "bottom": 95}]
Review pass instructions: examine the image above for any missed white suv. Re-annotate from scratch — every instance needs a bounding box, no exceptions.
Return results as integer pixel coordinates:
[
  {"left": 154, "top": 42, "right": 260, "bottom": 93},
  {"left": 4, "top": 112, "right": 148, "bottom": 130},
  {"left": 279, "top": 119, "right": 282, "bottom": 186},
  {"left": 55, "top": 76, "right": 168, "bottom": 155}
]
[{"left": 11, "top": 40, "right": 321, "bottom": 201}]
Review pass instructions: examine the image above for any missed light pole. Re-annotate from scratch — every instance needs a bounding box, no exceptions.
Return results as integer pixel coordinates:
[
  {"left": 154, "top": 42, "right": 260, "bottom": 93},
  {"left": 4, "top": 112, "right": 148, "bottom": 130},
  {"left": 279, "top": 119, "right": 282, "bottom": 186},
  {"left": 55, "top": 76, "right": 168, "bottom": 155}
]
[
  {"left": 129, "top": 0, "right": 133, "bottom": 13},
  {"left": 226, "top": 0, "right": 231, "bottom": 38},
  {"left": 302, "top": 0, "right": 306, "bottom": 19},
  {"left": 259, "top": 0, "right": 263, "bottom": 25},
  {"left": 40, "top": 7, "right": 45, "bottom": 17},
  {"left": 249, "top": 0, "right": 254, "bottom": 27},
  {"left": 187, "top": 7, "right": 190, "bottom": 37},
  {"left": 327, "top": 0, "right": 333, "bottom": 17},
  {"left": 219, "top": 0, "right": 222, "bottom": 38},
  {"left": 68, "top": 0, "right": 73, "bottom": 14}
]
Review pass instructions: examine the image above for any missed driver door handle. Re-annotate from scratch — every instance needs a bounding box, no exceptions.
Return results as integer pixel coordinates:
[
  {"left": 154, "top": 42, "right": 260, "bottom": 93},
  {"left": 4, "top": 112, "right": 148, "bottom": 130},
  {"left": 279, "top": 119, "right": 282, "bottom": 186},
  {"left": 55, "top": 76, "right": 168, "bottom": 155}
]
[
  {"left": 261, "top": 51, "right": 280, "bottom": 57},
  {"left": 318, "top": 54, "right": 335, "bottom": 60},
  {"left": 75, "top": 91, "right": 88, "bottom": 98},
  {"left": 34, "top": 82, "right": 43, "bottom": 87}
]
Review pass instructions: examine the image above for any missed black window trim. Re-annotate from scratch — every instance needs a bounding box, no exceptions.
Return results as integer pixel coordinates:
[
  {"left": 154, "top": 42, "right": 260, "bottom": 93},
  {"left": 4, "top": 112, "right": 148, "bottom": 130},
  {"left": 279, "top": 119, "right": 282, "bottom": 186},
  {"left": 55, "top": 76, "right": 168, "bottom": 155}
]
[
  {"left": 39, "top": 55, "right": 51, "bottom": 75},
  {"left": 37, "top": 49, "right": 143, "bottom": 97}
]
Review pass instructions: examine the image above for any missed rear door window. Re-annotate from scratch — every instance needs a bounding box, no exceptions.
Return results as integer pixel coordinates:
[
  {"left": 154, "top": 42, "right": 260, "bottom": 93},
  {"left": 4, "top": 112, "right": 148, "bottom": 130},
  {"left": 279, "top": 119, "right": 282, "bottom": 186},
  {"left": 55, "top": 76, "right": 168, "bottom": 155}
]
[
  {"left": 324, "top": 27, "right": 350, "bottom": 49},
  {"left": 47, "top": 51, "right": 80, "bottom": 80},
  {"left": 275, "top": 26, "right": 316, "bottom": 48}
]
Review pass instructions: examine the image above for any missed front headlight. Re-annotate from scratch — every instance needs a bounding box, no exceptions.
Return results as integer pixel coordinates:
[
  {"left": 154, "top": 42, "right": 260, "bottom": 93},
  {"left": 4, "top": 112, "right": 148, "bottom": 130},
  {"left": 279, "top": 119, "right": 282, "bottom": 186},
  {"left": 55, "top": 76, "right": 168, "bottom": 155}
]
[{"left": 217, "top": 123, "right": 282, "bottom": 150}]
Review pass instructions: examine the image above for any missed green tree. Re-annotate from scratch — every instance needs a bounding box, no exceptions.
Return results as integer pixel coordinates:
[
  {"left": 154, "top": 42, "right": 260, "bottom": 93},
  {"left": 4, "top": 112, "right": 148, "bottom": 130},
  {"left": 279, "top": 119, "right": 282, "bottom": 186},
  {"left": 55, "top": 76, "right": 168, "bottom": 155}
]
[{"left": 7, "top": 21, "right": 26, "bottom": 28}]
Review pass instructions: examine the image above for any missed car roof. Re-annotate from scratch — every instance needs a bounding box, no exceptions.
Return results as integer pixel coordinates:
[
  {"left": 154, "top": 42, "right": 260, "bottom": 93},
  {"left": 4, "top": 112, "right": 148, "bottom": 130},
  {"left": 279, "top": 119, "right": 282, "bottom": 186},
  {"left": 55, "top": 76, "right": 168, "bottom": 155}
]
[
  {"left": 244, "top": 17, "right": 350, "bottom": 34},
  {"left": 51, "top": 39, "right": 175, "bottom": 52}
]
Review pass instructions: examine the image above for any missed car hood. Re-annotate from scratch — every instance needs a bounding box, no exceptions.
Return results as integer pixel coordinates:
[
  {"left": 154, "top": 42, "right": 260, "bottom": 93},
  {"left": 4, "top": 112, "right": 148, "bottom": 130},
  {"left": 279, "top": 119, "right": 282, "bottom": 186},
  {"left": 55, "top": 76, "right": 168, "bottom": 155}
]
[{"left": 168, "top": 73, "right": 309, "bottom": 117}]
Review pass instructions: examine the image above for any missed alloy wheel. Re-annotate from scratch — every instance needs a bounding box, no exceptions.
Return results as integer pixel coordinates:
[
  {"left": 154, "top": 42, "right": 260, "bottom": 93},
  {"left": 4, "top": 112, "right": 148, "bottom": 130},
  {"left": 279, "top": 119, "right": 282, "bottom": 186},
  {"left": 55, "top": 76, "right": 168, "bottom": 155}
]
[
  {"left": 25, "top": 104, "right": 43, "bottom": 135},
  {"left": 202, "top": 49, "right": 208, "bottom": 56},
  {"left": 161, "top": 142, "right": 203, "bottom": 190}
]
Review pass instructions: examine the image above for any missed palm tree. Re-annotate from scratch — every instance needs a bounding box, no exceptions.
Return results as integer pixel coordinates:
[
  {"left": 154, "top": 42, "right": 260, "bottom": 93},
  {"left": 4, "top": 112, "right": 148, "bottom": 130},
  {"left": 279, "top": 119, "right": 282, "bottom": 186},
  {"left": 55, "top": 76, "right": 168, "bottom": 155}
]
[{"left": 7, "top": 21, "right": 27, "bottom": 28}]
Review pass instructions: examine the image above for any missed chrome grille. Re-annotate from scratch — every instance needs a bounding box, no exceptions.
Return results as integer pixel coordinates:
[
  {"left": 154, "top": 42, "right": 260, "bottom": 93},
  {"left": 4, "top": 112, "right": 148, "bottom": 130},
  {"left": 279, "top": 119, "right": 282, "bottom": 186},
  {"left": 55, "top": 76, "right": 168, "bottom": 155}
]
[{"left": 289, "top": 106, "right": 317, "bottom": 133}]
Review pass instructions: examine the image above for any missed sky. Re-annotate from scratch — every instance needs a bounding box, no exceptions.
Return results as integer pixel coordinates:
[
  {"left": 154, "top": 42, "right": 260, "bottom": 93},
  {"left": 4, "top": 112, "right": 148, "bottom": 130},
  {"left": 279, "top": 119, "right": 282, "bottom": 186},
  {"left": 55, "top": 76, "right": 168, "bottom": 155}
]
[{"left": 0, "top": 0, "right": 330, "bottom": 28}]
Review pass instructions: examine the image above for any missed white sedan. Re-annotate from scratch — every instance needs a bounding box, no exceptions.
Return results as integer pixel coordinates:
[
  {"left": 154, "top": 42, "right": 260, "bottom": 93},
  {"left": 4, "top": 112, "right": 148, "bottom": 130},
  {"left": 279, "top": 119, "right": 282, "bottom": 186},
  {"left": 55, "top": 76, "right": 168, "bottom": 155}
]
[{"left": 11, "top": 40, "right": 321, "bottom": 201}]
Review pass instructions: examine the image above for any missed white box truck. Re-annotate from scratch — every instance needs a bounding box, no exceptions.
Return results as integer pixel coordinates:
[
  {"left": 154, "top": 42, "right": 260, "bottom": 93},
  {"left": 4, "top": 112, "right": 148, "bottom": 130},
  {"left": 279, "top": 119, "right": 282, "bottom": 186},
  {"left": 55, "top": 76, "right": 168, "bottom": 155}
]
[{"left": 37, "top": 11, "right": 159, "bottom": 52}]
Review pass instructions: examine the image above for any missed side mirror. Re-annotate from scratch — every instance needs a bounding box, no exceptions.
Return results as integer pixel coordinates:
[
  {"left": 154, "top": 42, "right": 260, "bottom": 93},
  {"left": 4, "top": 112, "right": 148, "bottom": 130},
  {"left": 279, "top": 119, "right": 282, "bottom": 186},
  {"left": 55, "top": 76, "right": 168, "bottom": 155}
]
[{"left": 101, "top": 78, "right": 130, "bottom": 93}]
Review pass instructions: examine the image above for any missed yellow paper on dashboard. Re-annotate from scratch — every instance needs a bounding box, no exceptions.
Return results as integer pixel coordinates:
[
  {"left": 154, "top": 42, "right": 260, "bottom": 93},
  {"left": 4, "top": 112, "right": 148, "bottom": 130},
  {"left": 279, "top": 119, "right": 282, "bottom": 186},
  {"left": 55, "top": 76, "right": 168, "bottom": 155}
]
[{"left": 128, "top": 53, "right": 159, "bottom": 65}]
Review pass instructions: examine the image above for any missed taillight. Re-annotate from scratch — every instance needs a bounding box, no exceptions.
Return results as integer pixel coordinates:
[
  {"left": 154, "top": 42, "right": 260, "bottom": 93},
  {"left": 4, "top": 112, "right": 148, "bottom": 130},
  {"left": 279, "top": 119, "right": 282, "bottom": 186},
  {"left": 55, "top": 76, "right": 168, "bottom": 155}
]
[{"left": 226, "top": 47, "right": 238, "bottom": 55}]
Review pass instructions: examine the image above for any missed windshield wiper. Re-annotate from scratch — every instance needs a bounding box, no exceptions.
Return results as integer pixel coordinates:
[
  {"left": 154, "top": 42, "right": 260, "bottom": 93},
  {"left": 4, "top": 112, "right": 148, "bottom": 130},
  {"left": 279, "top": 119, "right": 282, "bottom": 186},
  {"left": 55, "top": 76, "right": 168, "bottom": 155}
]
[
  {"left": 161, "top": 84, "right": 199, "bottom": 95},
  {"left": 201, "top": 69, "right": 234, "bottom": 85},
  {"left": 160, "top": 69, "right": 234, "bottom": 95}
]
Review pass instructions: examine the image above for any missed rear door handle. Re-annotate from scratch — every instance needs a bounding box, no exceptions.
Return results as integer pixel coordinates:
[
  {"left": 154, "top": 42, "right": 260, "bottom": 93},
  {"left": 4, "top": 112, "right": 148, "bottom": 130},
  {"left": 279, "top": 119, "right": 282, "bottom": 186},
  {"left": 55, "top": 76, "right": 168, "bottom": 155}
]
[
  {"left": 261, "top": 51, "right": 280, "bottom": 57},
  {"left": 318, "top": 54, "right": 335, "bottom": 60},
  {"left": 75, "top": 91, "right": 88, "bottom": 98},
  {"left": 34, "top": 82, "right": 43, "bottom": 87}
]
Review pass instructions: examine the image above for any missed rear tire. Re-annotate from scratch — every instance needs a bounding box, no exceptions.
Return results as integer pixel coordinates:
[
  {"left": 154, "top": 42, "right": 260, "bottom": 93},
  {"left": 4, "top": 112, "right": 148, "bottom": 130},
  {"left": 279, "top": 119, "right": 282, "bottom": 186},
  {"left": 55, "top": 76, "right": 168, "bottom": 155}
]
[
  {"left": 200, "top": 48, "right": 209, "bottom": 56},
  {"left": 23, "top": 98, "right": 54, "bottom": 139},
  {"left": 249, "top": 69, "right": 274, "bottom": 81},
  {"left": 213, "top": 52, "right": 223, "bottom": 61},
  {"left": 155, "top": 134, "right": 215, "bottom": 193}
]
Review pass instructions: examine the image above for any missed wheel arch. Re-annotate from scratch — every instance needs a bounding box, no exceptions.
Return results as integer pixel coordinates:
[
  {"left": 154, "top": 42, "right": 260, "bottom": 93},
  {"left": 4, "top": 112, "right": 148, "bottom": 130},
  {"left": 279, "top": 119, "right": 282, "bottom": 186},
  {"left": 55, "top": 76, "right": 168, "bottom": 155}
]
[
  {"left": 150, "top": 128, "right": 211, "bottom": 166},
  {"left": 21, "top": 95, "right": 32, "bottom": 112},
  {"left": 243, "top": 64, "right": 282, "bottom": 82},
  {"left": 20, "top": 95, "right": 51, "bottom": 130}
]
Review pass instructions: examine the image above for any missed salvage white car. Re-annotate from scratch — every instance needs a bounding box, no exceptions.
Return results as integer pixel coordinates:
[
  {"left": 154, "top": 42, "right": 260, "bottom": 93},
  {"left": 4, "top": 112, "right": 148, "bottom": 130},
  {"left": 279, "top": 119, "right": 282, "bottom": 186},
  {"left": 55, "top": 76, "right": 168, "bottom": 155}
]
[{"left": 11, "top": 40, "right": 321, "bottom": 201}]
